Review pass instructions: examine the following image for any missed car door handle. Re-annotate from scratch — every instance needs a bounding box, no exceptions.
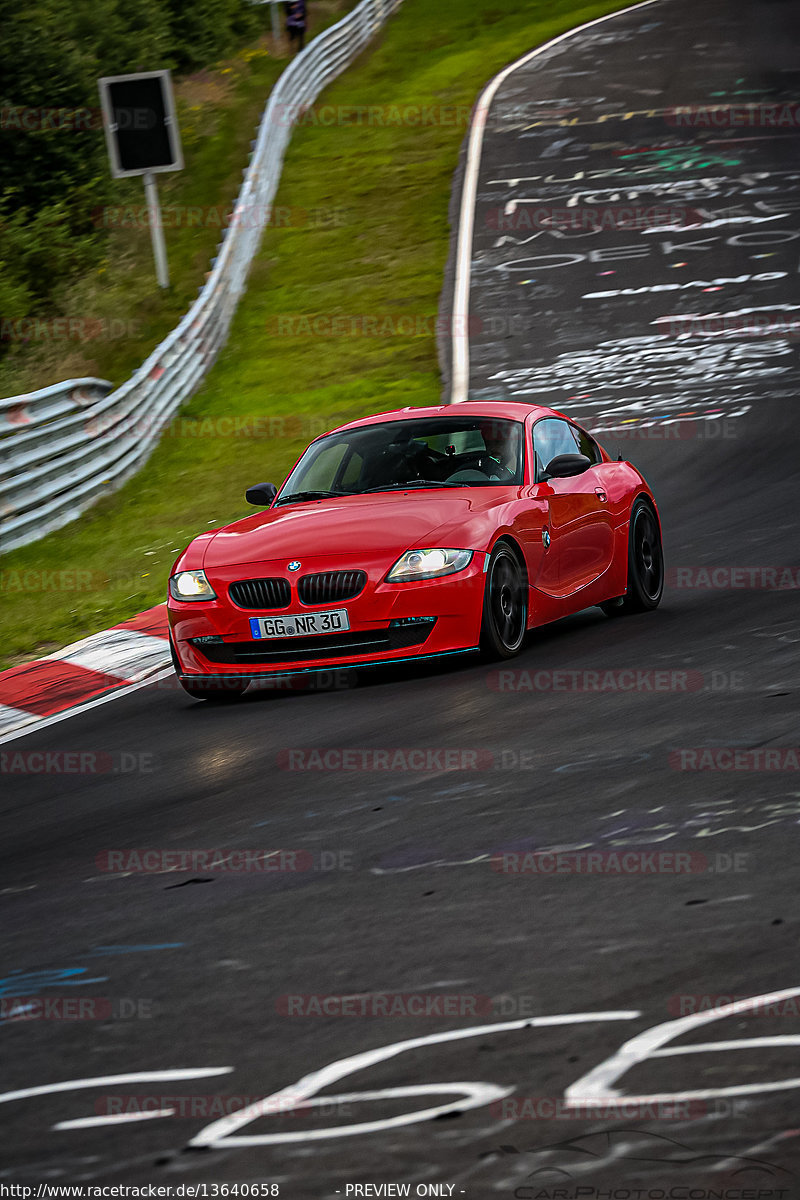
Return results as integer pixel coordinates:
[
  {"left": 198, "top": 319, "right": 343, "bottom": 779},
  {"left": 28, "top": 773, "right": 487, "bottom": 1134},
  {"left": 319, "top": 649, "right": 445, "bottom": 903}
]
[{"left": 595, "top": 487, "right": 608, "bottom": 502}]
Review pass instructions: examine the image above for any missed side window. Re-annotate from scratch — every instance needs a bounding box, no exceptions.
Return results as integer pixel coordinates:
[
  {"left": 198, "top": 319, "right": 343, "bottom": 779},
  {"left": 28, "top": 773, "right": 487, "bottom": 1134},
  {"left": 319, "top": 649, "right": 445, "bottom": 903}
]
[
  {"left": 532, "top": 419, "right": 580, "bottom": 480},
  {"left": 570, "top": 424, "right": 602, "bottom": 464}
]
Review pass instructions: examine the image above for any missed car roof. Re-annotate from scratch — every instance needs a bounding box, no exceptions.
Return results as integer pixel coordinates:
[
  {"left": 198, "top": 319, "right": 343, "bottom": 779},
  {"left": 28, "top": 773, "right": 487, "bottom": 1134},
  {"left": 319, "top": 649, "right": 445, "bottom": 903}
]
[{"left": 329, "top": 401, "right": 567, "bottom": 436}]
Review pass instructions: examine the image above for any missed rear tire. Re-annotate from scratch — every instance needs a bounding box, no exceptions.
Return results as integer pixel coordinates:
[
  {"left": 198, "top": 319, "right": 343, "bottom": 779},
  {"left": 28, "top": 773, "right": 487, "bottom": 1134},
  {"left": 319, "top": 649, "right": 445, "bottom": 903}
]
[
  {"left": 480, "top": 544, "right": 527, "bottom": 659},
  {"left": 602, "top": 497, "right": 664, "bottom": 616}
]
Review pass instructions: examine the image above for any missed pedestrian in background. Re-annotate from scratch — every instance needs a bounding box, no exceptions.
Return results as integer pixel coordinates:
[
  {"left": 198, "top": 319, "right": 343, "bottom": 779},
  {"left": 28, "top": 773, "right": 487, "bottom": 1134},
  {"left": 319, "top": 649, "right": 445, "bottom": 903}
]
[{"left": 285, "top": 1, "right": 307, "bottom": 53}]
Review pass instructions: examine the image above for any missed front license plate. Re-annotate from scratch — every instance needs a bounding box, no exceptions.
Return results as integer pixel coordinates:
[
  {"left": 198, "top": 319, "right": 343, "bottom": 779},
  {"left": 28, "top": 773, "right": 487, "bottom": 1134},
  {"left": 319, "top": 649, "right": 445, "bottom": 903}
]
[{"left": 249, "top": 609, "right": 351, "bottom": 639}]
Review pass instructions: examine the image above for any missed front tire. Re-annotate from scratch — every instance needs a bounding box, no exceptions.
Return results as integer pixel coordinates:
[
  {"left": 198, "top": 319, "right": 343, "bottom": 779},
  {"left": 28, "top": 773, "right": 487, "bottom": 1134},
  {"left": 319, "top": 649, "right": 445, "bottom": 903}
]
[
  {"left": 602, "top": 497, "right": 664, "bottom": 616},
  {"left": 480, "top": 544, "right": 528, "bottom": 659}
]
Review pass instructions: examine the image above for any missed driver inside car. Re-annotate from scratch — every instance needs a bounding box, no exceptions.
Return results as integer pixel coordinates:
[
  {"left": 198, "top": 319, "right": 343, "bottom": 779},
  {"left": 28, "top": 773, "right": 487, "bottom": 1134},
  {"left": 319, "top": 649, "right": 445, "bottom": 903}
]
[{"left": 478, "top": 420, "right": 521, "bottom": 481}]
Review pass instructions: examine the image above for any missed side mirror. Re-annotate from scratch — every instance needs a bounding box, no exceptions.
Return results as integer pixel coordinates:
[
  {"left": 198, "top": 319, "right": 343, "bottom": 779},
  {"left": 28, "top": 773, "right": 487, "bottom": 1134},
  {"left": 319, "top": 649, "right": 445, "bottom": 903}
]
[
  {"left": 542, "top": 453, "right": 592, "bottom": 480},
  {"left": 245, "top": 482, "right": 278, "bottom": 506}
]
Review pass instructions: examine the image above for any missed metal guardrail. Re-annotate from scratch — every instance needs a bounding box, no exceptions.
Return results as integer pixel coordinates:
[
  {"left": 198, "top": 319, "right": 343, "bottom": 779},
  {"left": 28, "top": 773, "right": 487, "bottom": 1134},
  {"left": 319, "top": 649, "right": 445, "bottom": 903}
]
[{"left": 0, "top": 0, "right": 401, "bottom": 554}]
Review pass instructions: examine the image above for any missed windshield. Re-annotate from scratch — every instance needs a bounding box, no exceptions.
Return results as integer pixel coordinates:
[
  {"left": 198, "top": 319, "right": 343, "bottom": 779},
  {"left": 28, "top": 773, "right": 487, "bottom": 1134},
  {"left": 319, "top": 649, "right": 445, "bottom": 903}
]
[{"left": 276, "top": 416, "right": 525, "bottom": 505}]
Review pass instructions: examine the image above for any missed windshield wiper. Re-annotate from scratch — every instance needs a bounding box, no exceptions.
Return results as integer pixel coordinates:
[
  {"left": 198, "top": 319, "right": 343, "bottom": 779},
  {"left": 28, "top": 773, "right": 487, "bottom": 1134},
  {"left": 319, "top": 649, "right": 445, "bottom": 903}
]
[
  {"left": 274, "top": 490, "right": 346, "bottom": 507},
  {"left": 358, "top": 480, "right": 464, "bottom": 495}
]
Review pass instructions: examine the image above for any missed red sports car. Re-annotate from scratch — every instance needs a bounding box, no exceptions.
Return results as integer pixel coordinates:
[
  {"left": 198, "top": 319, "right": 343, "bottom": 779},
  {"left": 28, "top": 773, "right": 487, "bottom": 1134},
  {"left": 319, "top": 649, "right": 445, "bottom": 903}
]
[{"left": 167, "top": 402, "right": 663, "bottom": 699}]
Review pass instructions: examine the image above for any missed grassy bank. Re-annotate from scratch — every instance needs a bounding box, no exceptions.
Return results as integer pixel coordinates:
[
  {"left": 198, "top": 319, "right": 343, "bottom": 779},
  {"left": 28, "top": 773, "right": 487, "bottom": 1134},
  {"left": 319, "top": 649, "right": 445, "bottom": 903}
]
[{"left": 1, "top": 0, "right": 638, "bottom": 669}]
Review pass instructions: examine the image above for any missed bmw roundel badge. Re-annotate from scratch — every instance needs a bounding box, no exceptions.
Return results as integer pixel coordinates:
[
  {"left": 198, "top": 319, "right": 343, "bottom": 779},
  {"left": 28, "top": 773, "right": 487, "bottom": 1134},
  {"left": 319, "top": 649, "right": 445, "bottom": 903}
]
[
  {"left": 288, "top": 561, "right": 302, "bottom": 571},
  {"left": 542, "top": 528, "right": 551, "bottom": 549}
]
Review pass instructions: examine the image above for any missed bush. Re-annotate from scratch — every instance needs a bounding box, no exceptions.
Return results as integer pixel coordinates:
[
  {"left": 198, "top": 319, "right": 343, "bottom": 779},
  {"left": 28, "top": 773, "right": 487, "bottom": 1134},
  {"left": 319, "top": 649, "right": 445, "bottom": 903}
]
[{"left": 0, "top": 0, "right": 267, "bottom": 354}]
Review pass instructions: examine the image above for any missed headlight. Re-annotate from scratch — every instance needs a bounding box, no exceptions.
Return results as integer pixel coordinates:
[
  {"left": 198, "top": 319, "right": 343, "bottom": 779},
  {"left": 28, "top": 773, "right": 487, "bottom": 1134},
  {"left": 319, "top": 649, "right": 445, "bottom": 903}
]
[
  {"left": 169, "top": 569, "right": 217, "bottom": 601},
  {"left": 386, "top": 548, "right": 473, "bottom": 583}
]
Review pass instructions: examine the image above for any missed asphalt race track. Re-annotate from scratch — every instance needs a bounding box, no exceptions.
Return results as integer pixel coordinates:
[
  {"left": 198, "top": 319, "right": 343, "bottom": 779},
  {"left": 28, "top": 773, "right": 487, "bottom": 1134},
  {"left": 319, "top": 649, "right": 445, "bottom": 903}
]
[{"left": 2, "top": 0, "right": 800, "bottom": 1193}]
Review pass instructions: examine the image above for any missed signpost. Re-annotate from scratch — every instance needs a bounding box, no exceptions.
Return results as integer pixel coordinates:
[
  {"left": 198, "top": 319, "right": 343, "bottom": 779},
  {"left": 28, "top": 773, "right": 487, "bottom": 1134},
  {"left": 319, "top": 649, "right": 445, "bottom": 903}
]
[
  {"left": 246, "top": 0, "right": 283, "bottom": 42},
  {"left": 268, "top": 0, "right": 282, "bottom": 42},
  {"left": 98, "top": 70, "right": 183, "bottom": 290}
]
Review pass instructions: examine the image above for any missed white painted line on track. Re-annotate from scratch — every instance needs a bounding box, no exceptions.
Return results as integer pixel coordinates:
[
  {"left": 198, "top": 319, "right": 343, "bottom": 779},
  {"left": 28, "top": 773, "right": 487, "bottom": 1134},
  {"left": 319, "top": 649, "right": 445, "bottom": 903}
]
[
  {"left": 0, "top": 1067, "right": 233, "bottom": 1107},
  {"left": 565, "top": 984, "right": 800, "bottom": 1106},
  {"left": 190, "top": 1011, "right": 640, "bottom": 1147},
  {"left": 449, "top": 0, "right": 662, "bottom": 404}
]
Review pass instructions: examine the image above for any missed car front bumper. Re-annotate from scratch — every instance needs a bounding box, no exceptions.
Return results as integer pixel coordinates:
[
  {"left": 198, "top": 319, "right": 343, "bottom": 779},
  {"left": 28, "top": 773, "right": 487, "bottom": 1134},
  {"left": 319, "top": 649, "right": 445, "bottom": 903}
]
[{"left": 168, "top": 553, "right": 486, "bottom": 679}]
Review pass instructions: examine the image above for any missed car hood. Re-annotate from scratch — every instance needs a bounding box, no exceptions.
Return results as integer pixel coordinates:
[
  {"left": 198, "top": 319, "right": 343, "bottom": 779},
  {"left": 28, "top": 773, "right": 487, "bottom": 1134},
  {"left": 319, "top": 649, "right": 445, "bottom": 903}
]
[{"left": 201, "top": 490, "right": 512, "bottom": 569}]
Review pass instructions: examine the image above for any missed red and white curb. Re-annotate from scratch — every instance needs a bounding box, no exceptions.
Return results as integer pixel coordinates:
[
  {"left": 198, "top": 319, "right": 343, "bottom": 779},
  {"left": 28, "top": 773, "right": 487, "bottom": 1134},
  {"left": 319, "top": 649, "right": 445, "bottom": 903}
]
[{"left": 0, "top": 605, "right": 171, "bottom": 743}]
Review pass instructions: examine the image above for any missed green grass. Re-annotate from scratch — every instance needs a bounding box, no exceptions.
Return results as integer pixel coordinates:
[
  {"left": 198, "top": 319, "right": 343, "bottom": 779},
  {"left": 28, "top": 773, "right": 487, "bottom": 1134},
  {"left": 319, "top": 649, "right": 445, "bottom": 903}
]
[{"left": 0, "top": 0, "right": 639, "bottom": 669}]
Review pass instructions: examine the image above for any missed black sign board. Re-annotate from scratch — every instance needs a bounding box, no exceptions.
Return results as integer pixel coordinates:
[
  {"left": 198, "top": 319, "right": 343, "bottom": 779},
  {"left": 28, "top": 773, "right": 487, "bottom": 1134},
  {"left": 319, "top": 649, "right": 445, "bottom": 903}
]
[{"left": 98, "top": 70, "right": 183, "bottom": 178}]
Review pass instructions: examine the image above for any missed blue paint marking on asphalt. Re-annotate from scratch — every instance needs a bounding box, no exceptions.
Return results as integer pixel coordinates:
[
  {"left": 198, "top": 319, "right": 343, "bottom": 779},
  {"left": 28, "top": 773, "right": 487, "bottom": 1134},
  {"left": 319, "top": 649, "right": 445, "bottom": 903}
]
[
  {"left": 0, "top": 968, "right": 108, "bottom": 996},
  {"left": 0, "top": 947, "right": 182, "bottom": 1000}
]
